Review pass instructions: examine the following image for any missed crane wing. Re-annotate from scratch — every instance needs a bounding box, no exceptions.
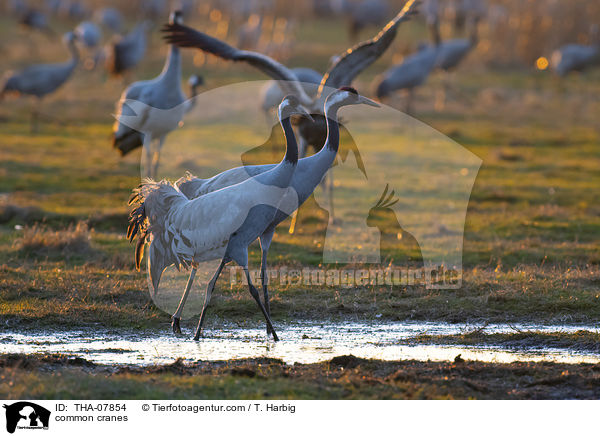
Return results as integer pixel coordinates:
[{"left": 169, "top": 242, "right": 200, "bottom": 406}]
[
  {"left": 317, "top": 0, "right": 420, "bottom": 96},
  {"left": 161, "top": 22, "right": 313, "bottom": 105}
]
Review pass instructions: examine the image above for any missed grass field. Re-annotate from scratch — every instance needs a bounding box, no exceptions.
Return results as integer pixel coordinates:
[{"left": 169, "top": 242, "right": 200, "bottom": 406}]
[{"left": 1, "top": 9, "right": 600, "bottom": 399}]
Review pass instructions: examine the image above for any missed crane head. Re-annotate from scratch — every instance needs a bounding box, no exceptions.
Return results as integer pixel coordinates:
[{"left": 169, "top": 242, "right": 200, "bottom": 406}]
[
  {"left": 327, "top": 86, "right": 380, "bottom": 108},
  {"left": 279, "top": 95, "right": 314, "bottom": 122}
]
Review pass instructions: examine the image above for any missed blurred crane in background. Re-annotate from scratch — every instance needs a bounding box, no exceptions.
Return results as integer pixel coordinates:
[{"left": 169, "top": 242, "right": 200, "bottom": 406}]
[
  {"left": 112, "top": 11, "right": 201, "bottom": 179},
  {"left": 105, "top": 21, "right": 150, "bottom": 77},
  {"left": 0, "top": 31, "right": 78, "bottom": 132}
]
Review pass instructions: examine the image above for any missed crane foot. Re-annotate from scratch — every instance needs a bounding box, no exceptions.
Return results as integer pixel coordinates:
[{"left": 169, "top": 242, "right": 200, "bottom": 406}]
[
  {"left": 193, "top": 328, "right": 203, "bottom": 341},
  {"left": 171, "top": 316, "right": 182, "bottom": 334}
]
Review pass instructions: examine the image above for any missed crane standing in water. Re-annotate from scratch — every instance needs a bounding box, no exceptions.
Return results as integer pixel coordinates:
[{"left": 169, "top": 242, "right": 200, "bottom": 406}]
[
  {"left": 128, "top": 95, "right": 312, "bottom": 341},
  {"left": 176, "top": 87, "right": 379, "bottom": 336}
]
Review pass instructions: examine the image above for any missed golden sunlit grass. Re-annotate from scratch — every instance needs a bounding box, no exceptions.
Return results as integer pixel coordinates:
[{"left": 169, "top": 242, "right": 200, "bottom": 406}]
[
  {"left": 0, "top": 10, "right": 599, "bottom": 332},
  {"left": 14, "top": 222, "right": 94, "bottom": 258}
]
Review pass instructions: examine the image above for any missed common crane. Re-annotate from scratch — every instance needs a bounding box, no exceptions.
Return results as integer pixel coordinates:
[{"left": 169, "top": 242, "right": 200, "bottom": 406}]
[
  {"left": 431, "top": 1, "right": 483, "bottom": 107},
  {"left": 163, "top": 0, "right": 419, "bottom": 223},
  {"left": 128, "top": 95, "right": 313, "bottom": 341},
  {"left": 551, "top": 44, "right": 600, "bottom": 77},
  {"left": 94, "top": 7, "right": 123, "bottom": 34},
  {"left": 375, "top": 0, "right": 438, "bottom": 113},
  {"left": 175, "top": 87, "right": 379, "bottom": 335},
  {"left": 375, "top": 43, "right": 438, "bottom": 113},
  {"left": 18, "top": 8, "right": 53, "bottom": 36},
  {"left": 112, "top": 11, "right": 197, "bottom": 179},
  {"left": 1, "top": 31, "right": 79, "bottom": 132},
  {"left": 75, "top": 21, "right": 103, "bottom": 69},
  {"left": 75, "top": 21, "right": 102, "bottom": 48},
  {"left": 434, "top": 15, "right": 480, "bottom": 71},
  {"left": 113, "top": 74, "right": 204, "bottom": 159},
  {"left": 106, "top": 21, "right": 150, "bottom": 76}
]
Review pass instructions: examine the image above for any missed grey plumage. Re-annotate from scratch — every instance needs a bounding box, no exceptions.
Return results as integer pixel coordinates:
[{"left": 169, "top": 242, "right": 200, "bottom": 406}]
[
  {"left": 75, "top": 21, "right": 102, "bottom": 48},
  {"left": 162, "top": 0, "right": 417, "bottom": 226},
  {"left": 128, "top": 96, "right": 312, "bottom": 341},
  {"left": 448, "top": 0, "right": 485, "bottom": 35},
  {"left": 163, "top": 0, "right": 419, "bottom": 112},
  {"left": 175, "top": 88, "right": 379, "bottom": 336},
  {"left": 112, "top": 12, "right": 197, "bottom": 179},
  {"left": 551, "top": 44, "right": 600, "bottom": 77},
  {"left": 60, "top": 1, "right": 89, "bottom": 21},
  {"left": 1, "top": 32, "right": 79, "bottom": 130},
  {"left": 94, "top": 7, "right": 123, "bottom": 34},
  {"left": 375, "top": 44, "right": 438, "bottom": 112},
  {"left": 260, "top": 67, "right": 322, "bottom": 113},
  {"left": 1, "top": 33, "right": 78, "bottom": 98},
  {"left": 375, "top": 0, "right": 443, "bottom": 111},
  {"left": 433, "top": 0, "right": 482, "bottom": 71},
  {"left": 106, "top": 21, "right": 149, "bottom": 76},
  {"left": 113, "top": 73, "right": 204, "bottom": 158},
  {"left": 18, "top": 8, "right": 53, "bottom": 35}
]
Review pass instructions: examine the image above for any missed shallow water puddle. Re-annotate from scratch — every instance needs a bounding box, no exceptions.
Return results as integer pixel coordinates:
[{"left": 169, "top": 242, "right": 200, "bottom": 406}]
[{"left": 1, "top": 322, "right": 599, "bottom": 366}]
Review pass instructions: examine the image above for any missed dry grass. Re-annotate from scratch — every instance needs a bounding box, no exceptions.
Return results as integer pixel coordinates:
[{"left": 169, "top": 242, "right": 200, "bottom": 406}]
[
  {"left": 1, "top": 353, "right": 600, "bottom": 399},
  {"left": 13, "top": 222, "right": 95, "bottom": 259}
]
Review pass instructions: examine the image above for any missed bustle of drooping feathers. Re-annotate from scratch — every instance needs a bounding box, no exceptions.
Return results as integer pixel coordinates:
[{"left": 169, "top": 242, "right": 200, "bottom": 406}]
[
  {"left": 113, "top": 128, "right": 143, "bottom": 156},
  {"left": 127, "top": 180, "right": 193, "bottom": 291}
]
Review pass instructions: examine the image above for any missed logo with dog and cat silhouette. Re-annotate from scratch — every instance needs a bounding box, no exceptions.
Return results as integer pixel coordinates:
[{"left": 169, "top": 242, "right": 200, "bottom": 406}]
[{"left": 3, "top": 402, "right": 50, "bottom": 433}]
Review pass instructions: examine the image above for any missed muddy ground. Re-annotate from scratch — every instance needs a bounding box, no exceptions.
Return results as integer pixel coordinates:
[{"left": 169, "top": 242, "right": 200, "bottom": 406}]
[{"left": 1, "top": 353, "right": 599, "bottom": 399}]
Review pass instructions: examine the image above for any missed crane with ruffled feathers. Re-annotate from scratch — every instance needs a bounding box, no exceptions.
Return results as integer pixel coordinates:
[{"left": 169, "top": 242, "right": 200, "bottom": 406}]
[
  {"left": 174, "top": 87, "right": 379, "bottom": 336},
  {"left": 128, "top": 95, "right": 312, "bottom": 341}
]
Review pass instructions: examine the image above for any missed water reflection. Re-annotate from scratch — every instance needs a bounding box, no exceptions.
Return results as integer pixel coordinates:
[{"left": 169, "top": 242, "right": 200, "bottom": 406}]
[{"left": 1, "top": 321, "right": 598, "bottom": 366}]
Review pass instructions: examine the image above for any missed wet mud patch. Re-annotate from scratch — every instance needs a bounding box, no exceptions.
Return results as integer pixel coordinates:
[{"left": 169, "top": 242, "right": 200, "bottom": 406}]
[
  {"left": 2, "top": 322, "right": 600, "bottom": 367},
  {"left": 1, "top": 353, "right": 600, "bottom": 399}
]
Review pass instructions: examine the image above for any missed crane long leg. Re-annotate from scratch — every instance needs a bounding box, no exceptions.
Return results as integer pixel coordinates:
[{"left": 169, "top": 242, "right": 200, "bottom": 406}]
[
  {"left": 142, "top": 134, "right": 153, "bottom": 179},
  {"left": 151, "top": 136, "right": 165, "bottom": 180},
  {"left": 193, "top": 260, "right": 226, "bottom": 341},
  {"left": 259, "top": 229, "right": 275, "bottom": 335},
  {"left": 171, "top": 267, "right": 197, "bottom": 334},
  {"left": 243, "top": 266, "right": 279, "bottom": 341}
]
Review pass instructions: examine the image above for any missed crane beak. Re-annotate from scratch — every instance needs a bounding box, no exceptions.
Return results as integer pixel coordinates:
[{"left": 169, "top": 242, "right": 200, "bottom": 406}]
[{"left": 358, "top": 95, "right": 380, "bottom": 107}]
